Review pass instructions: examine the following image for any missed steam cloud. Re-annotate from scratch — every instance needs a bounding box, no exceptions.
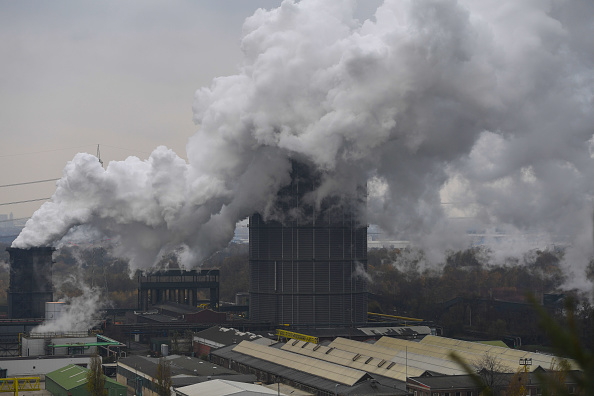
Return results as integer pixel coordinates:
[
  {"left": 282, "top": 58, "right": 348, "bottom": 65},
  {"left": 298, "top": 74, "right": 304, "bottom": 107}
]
[
  {"left": 13, "top": 0, "right": 594, "bottom": 286},
  {"left": 33, "top": 282, "right": 105, "bottom": 333}
]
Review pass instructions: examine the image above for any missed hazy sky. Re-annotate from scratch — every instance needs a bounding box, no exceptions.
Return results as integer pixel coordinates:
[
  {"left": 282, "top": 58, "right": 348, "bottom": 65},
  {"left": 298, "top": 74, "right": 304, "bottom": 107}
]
[
  {"left": 0, "top": 1, "right": 292, "bottom": 218},
  {"left": 5, "top": 0, "right": 594, "bottom": 289}
]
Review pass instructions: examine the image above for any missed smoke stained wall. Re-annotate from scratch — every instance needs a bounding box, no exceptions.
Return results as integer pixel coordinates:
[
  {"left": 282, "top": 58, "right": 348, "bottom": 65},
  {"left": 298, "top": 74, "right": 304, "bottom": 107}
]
[
  {"left": 7, "top": 247, "right": 54, "bottom": 319},
  {"left": 249, "top": 162, "right": 367, "bottom": 326}
]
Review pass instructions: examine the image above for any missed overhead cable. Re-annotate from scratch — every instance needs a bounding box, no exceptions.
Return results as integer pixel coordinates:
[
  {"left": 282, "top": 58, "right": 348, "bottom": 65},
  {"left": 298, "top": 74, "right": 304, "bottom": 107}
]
[
  {"left": 0, "top": 198, "right": 51, "bottom": 206},
  {"left": 0, "top": 178, "right": 59, "bottom": 188}
]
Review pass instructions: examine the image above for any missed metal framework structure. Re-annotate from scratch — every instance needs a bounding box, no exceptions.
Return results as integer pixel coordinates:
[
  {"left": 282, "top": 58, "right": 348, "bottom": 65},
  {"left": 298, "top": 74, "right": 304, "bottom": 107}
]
[
  {"left": 276, "top": 329, "right": 319, "bottom": 344},
  {"left": 249, "top": 162, "right": 368, "bottom": 327},
  {"left": 6, "top": 247, "right": 54, "bottom": 319},
  {"left": 0, "top": 377, "right": 40, "bottom": 396},
  {"left": 137, "top": 269, "right": 220, "bottom": 311}
]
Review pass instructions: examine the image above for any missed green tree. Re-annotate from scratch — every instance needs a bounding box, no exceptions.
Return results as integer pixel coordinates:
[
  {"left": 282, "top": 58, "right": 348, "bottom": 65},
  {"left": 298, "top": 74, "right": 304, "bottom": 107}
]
[
  {"left": 154, "top": 358, "right": 172, "bottom": 396},
  {"left": 86, "top": 353, "right": 105, "bottom": 396}
]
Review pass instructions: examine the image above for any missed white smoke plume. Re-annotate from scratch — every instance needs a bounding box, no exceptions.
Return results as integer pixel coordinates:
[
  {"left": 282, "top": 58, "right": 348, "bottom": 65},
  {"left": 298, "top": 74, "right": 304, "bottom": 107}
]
[
  {"left": 12, "top": 0, "right": 594, "bottom": 287},
  {"left": 33, "top": 280, "right": 105, "bottom": 334}
]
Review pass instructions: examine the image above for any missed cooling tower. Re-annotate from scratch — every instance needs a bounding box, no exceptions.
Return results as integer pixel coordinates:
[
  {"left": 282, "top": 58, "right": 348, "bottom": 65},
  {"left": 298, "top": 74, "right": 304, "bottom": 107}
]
[
  {"left": 249, "top": 162, "right": 367, "bottom": 326},
  {"left": 7, "top": 247, "right": 54, "bottom": 319}
]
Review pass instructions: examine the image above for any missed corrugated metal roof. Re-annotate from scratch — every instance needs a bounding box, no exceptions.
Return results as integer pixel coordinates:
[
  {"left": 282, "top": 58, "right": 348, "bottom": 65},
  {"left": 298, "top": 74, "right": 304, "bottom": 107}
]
[
  {"left": 176, "top": 379, "right": 284, "bottom": 396},
  {"left": 46, "top": 364, "right": 88, "bottom": 390},
  {"left": 357, "top": 326, "right": 432, "bottom": 337},
  {"left": 416, "top": 335, "right": 576, "bottom": 371},
  {"left": 232, "top": 341, "right": 368, "bottom": 386},
  {"left": 193, "top": 326, "right": 269, "bottom": 349},
  {"left": 281, "top": 339, "right": 426, "bottom": 381},
  {"left": 329, "top": 337, "right": 467, "bottom": 376},
  {"left": 46, "top": 364, "right": 124, "bottom": 391},
  {"left": 213, "top": 343, "right": 407, "bottom": 396}
]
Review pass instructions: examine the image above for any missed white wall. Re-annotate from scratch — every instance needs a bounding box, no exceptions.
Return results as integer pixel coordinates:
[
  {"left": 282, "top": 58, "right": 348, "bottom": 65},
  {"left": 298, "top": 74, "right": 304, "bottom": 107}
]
[{"left": 0, "top": 356, "right": 94, "bottom": 377}]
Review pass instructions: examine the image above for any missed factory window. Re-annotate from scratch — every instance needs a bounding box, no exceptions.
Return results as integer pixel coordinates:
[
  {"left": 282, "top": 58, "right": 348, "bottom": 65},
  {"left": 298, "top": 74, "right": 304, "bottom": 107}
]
[
  {"left": 377, "top": 359, "right": 386, "bottom": 367},
  {"left": 292, "top": 340, "right": 299, "bottom": 346},
  {"left": 325, "top": 347, "right": 335, "bottom": 354},
  {"left": 386, "top": 362, "right": 396, "bottom": 369},
  {"left": 352, "top": 354, "right": 361, "bottom": 361},
  {"left": 313, "top": 345, "right": 321, "bottom": 351},
  {"left": 301, "top": 342, "right": 309, "bottom": 348},
  {"left": 364, "top": 357, "right": 373, "bottom": 364}
]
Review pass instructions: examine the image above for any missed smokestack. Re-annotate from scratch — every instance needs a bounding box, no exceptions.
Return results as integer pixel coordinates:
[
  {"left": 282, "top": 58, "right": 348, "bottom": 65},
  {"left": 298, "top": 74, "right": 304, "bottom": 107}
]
[
  {"left": 7, "top": 247, "right": 54, "bottom": 319},
  {"left": 249, "top": 161, "right": 367, "bottom": 326}
]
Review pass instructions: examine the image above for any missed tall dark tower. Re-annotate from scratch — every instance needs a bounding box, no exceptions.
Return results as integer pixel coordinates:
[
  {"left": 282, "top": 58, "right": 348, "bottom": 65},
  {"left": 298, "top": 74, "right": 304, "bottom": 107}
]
[
  {"left": 249, "top": 162, "right": 367, "bottom": 327},
  {"left": 7, "top": 247, "right": 54, "bottom": 319}
]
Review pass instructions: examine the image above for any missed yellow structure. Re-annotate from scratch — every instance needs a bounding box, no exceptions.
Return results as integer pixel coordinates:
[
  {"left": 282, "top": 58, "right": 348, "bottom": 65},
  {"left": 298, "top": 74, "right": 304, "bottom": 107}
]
[
  {"left": 0, "top": 377, "right": 41, "bottom": 396},
  {"left": 275, "top": 329, "right": 319, "bottom": 344},
  {"left": 367, "top": 312, "right": 423, "bottom": 322}
]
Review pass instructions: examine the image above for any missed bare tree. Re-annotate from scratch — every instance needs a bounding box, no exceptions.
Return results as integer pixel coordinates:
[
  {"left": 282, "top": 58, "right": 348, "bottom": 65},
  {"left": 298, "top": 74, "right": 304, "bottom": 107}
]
[
  {"left": 86, "top": 353, "right": 105, "bottom": 396},
  {"left": 154, "top": 358, "right": 172, "bottom": 396},
  {"left": 472, "top": 352, "right": 509, "bottom": 394}
]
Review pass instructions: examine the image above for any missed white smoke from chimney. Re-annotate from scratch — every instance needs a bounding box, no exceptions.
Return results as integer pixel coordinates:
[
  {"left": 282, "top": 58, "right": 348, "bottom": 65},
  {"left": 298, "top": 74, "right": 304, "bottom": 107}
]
[
  {"left": 33, "top": 280, "right": 105, "bottom": 334},
  {"left": 12, "top": 0, "right": 594, "bottom": 287}
]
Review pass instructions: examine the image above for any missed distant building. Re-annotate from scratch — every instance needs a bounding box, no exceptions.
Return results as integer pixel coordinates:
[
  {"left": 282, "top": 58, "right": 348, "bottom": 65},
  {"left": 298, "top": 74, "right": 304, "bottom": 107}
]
[
  {"left": 192, "top": 326, "right": 275, "bottom": 358},
  {"left": 406, "top": 370, "right": 582, "bottom": 396}
]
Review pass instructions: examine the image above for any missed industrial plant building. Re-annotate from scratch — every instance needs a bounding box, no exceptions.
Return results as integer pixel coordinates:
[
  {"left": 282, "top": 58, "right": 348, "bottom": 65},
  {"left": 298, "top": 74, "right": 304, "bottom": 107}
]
[
  {"left": 7, "top": 247, "right": 54, "bottom": 319},
  {"left": 137, "top": 269, "right": 220, "bottom": 311},
  {"left": 249, "top": 162, "right": 368, "bottom": 327},
  {"left": 116, "top": 354, "right": 257, "bottom": 396},
  {"left": 211, "top": 335, "right": 577, "bottom": 396}
]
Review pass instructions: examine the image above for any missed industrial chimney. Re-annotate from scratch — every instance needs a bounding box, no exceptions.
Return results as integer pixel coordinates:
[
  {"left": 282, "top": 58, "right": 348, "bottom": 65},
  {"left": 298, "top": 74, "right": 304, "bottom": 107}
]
[
  {"left": 249, "top": 162, "right": 367, "bottom": 327},
  {"left": 7, "top": 247, "right": 54, "bottom": 319}
]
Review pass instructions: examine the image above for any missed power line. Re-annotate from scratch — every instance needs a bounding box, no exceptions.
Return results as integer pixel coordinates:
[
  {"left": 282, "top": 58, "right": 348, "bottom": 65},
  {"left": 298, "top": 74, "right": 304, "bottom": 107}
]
[
  {"left": 0, "top": 198, "right": 51, "bottom": 206},
  {"left": 0, "top": 145, "right": 96, "bottom": 158},
  {"left": 0, "top": 178, "right": 59, "bottom": 188},
  {"left": 0, "top": 143, "right": 152, "bottom": 159},
  {"left": 99, "top": 144, "right": 151, "bottom": 155}
]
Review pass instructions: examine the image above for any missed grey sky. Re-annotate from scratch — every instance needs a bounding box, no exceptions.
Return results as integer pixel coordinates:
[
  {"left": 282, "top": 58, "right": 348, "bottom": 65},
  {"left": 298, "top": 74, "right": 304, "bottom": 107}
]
[
  {"left": 0, "top": 1, "right": 288, "bottom": 218},
  {"left": 5, "top": 0, "right": 594, "bottom": 288}
]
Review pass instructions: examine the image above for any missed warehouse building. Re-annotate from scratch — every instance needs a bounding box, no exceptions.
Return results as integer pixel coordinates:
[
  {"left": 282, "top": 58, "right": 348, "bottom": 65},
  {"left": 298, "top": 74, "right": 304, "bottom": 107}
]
[
  {"left": 175, "top": 379, "right": 289, "bottom": 396},
  {"left": 117, "top": 354, "right": 256, "bottom": 396},
  {"left": 406, "top": 370, "right": 582, "bottom": 396},
  {"left": 45, "top": 364, "right": 126, "bottom": 396},
  {"left": 192, "top": 326, "right": 275, "bottom": 358},
  {"left": 212, "top": 341, "right": 407, "bottom": 395},
  {"left": 211, "top": 335, "right": 578, "bottom": 395}
]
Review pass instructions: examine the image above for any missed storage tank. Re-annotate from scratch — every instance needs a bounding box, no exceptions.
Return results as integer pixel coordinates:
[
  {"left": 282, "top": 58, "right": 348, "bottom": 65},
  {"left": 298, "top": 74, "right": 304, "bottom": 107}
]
[
  {"left": 161, "top": 344, "right": 169, "bottom": 357},
  {"left": 249, "top": 162, "right": 368, "bottom": 326},
  {"left": 45, "top": 301, "right": 66, "bottom": 322}
]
